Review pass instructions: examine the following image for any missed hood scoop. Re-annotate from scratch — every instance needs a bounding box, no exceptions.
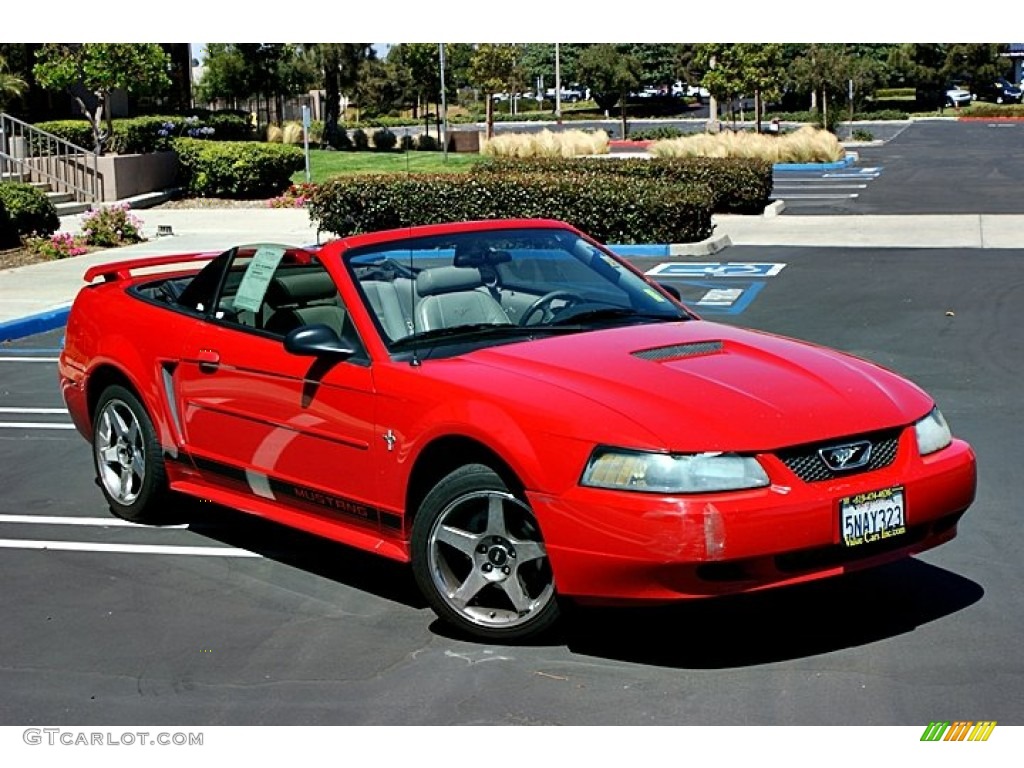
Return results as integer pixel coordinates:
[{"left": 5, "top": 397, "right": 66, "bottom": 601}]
[{"left": 632, "top": 340, "right": 724, "bottom": 362}]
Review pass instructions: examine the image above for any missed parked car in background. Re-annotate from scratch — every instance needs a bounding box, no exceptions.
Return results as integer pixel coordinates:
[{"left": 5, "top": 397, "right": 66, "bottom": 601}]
[
  {"left": 944, "top": 83, "right": 974, "bottom": 108},
  {"left": 972, "top": 77, "right": 1023, "bottom": 104}
]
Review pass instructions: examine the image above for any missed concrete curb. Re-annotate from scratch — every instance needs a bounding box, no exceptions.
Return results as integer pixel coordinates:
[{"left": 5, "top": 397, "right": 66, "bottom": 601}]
[
  {"left": 774, "top": 153, "right": 857, "bottom": 172},
  {"left": 0, "top": 304, "right": 71, "bottom": 343}
]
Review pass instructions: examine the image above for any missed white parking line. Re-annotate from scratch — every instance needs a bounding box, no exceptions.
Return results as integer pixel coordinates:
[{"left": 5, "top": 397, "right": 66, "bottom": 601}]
[
  {"left": 0, "top": 422, "right": 75, "bottom": 430},
  {"left": 0, "top": 407, "right": 68, "bottom": 414},
  {"left": 773, "top": 184, "right": 867, "bottom": 190},
  {"left": 0, "top": 357, "right": 59, "bottom": 363},
  {"left": 0, "top": 539, "right": 262, "bottom": 557},
  {"left": 0, "top": 514, "right": 187, "bottom": 528}
]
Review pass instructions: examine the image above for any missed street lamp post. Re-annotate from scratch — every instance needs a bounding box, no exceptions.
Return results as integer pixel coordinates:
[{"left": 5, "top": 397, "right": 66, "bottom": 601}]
[
  {"left": 555, "top": 43, "right": 562, "bottom": 124},
  {"left": 439, "top": 43, "right": 449, "bottom": 160}
]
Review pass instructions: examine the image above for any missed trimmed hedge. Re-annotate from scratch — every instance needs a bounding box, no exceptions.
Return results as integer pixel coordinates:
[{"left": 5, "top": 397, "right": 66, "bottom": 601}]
[
  {"left": 0, "top": 198, "right": 14, "bottom": 248},
  {"left": 34, "top": 112, "right": 254, "bottom": 154},
  {"left": 172, "top": 138, "right": 305, "bottom": 199},
  {"left": 308, "top": 173, "right": 714, "bottom": 244},
  {"left": 0, "top": 183, "right": 60, "bottom": 244},
  {"left": 472, "top": 156, "right": 773, "bottom": 215}
]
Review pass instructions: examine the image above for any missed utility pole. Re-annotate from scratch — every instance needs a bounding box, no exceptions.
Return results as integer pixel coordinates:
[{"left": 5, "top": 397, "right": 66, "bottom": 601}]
[
  {"left": 555, "top": 43, "right": 562, "bottom": 124},
  {"left": 439, "top": 43, "right": 448, "bottom": 160}
]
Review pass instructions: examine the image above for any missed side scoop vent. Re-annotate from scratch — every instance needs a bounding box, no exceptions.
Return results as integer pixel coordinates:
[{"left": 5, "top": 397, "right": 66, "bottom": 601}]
[{"left": 632, "top": 340, "right": 724, "bottom": 362}]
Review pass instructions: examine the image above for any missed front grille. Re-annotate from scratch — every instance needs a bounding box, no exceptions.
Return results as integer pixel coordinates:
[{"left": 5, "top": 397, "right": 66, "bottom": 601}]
[{"left": 776, "top": 428, "right": 901, "bottom": 483}]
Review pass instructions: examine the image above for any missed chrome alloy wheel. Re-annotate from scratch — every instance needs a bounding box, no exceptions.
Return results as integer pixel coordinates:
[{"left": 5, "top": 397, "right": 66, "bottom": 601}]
[
  {"left": 426, "top": 490, "right": 555, "bottom": 631},
  {"left": 94, "top": 398, "right": 147, "bottom": 505}
]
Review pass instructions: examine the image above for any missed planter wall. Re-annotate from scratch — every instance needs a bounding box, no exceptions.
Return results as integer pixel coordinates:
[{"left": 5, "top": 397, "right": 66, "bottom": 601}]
[{"left": 95, "top": 150, "right": 178, "bottom": 202}]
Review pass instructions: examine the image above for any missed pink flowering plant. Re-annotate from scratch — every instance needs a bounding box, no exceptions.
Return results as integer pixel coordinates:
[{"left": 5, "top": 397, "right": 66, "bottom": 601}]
[
  {"left": 267, "top": 182, "right": 317, "bottom": 209},
  {"left": 26, "top": 232, "right": 89, "bottom": 260},
  {"left": 81, "top": 203, "right": 146, "bottom": 248}
]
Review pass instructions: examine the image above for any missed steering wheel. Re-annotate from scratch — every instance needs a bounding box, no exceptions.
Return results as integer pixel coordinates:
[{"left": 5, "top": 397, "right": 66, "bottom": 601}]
[{"left": 519, "top": 291, "right": 579, "bottom": 326}]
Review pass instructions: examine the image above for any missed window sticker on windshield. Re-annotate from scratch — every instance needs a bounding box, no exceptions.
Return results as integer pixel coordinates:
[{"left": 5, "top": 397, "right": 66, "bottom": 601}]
[
  {"left": 232, "top": 246, "right": 286, "bottom": 312},
  {"left": 643, "top": 287, "right": 666, "bottom": 302}
]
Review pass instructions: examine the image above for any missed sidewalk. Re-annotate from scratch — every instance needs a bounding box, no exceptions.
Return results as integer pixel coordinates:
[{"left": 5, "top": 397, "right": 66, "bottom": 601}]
[{"left": 3, "top": 206, "right": 1024, "bottom": 339}]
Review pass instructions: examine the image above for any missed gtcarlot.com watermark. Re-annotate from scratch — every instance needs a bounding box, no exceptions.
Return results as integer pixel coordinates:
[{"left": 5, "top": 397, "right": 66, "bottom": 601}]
[{"left": 23, "top": 729, "right": 203, "bottom": 747}]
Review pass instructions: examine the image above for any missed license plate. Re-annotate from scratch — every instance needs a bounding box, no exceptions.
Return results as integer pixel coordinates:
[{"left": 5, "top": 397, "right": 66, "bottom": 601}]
[{"left": 840, "top": 486, "right": 906, "bottom": 547}]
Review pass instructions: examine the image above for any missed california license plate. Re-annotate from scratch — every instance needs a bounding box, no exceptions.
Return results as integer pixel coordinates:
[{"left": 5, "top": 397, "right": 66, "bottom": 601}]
[{"left": 840, "top": 486, "right": 906, "bottom": 547}]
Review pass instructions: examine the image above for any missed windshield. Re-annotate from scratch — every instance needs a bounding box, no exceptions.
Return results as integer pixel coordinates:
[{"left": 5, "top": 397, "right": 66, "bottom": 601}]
[{"left": 344, "top": 226, "right": 690, "bottom": 352}]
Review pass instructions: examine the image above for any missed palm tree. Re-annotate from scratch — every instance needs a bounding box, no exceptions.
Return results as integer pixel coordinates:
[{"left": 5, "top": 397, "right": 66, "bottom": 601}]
[{"left": 0, "top": 54, "right": 28, "bottom": 110}]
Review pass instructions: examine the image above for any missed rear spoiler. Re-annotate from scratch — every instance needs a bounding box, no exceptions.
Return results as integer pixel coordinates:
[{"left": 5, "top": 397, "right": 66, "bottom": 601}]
[{"left": 84, "top": 252, "right": 218, "bottom": 283}]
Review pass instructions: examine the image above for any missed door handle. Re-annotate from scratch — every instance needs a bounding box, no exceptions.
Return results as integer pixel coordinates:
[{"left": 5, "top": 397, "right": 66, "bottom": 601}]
[{"left": 196, "top": 348, "right": 220, "bottom": 371}]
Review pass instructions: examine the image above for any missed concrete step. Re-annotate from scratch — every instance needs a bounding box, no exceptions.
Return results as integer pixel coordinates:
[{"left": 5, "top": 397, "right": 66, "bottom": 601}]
[
  {"left": 55, "top": 200, "right": 91, "bottom": 217},
  {"left": 46, "top": 191, "right": 74, "bottom": 205},
  {"left": 1, "top": 171, "right": 30, "bottom": 183}
]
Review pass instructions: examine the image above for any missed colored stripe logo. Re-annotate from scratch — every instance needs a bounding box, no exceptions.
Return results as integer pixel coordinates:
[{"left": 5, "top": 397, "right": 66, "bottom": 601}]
[{"left": 921, "top": 721, "right": 997, "bottom": 741}]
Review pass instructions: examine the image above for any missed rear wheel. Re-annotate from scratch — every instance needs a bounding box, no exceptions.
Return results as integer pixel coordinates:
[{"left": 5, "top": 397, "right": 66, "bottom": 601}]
[
  {"left": 92, "top": 385, "right": 171, "bottom": 523},
  {"left": 411, "top": 464, "right": 559, "bottom": 641}
]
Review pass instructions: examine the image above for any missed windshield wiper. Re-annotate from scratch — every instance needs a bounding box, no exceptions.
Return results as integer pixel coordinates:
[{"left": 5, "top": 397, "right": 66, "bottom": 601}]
[
  {"left": 549, "top": 307, "right": 685, "bottom": 326},
  {"left": 390, "top": 323, "right": 551, "bottom": 350}
]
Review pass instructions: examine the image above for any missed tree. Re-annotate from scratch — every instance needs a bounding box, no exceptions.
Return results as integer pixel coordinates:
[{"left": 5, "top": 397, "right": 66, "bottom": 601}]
[
  {"left": 195, "top": 43, "right": 250, "bottom": 108},
  {"left": 787, "top": 44, "right": 881, "bottom": 131},
  {"left": 696, "top": 44, "right": 785, "bottom": 131},
  {"left": 470, "top": 44, "right": 522, "bottom": 139},
  {"left": 0, "top": 53, "right": 27, "bottom": 111},
  {"left": 33, "top": 43, "right": 172, "bottom": 154},
  {"left": 307, "top": 44, "right": 372, "bottom": 148},
  {"left": 577, "top": 44, "right": 642, "bottom": 138}
]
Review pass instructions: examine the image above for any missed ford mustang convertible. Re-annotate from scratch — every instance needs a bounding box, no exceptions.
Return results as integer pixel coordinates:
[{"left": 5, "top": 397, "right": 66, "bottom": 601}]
[{"left": 59, "top": 219, "right": 977, "bottom": 641}]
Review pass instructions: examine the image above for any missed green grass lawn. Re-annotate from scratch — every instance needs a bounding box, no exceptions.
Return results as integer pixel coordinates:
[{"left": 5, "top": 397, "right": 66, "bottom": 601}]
[{"left": 291, "top": 149, "right": 484, "bottom": 184}]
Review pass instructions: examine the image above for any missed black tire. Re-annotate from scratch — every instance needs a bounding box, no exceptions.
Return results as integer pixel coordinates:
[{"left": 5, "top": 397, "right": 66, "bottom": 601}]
[
  {"left": 411, "top": 464, "right": 560, "bottom": 642},
  {"left": 92, "top": 385, "right": 172, "bottom": 523}
]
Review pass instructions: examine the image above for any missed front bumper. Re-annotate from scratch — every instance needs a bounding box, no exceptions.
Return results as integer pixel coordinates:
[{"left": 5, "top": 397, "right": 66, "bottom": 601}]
[{"left": 529, "top": 436, "right": 976, "bottom": 602}]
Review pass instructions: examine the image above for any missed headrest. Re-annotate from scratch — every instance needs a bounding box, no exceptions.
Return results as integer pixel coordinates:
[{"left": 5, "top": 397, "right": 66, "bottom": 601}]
[
  {"left": 266, "top": 270, "right": 337, "bottom": 306},
  {"left": 416, "top": 266, "right": 484, "bottom": 297}
]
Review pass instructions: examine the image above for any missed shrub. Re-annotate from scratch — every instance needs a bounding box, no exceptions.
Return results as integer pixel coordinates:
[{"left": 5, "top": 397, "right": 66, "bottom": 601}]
[
  {"left": 26, "top": 232, "right": 89, "bottom": 259},
  {"left": 173, "top": 138, "right": 305, "bottom": 198},
  {"left": 352, "top": 129, "right": 369, "bottom": 151},
  {"left": 266, "top": 125, "right": 284, "bottom": 143},
  {"left": 0, "top": 182, "right": 60, "bottom": 239},
  {"left": 628, "top": 126, "right": 687, "bottom": 141},
  {"left": 80, "top": 203, "right": 145, "bottom": 247},
  {"left": 400, "top": 135, "right": 415, "bottom": 151},
  {"left": 307, "top": 173, "right": 713, "bottom": 244},
  {"left": 851, "top": 128, "right": 875, "bottom": 142},
  {"left": 31, "top": 120, "right": 94, "bottom": 151},
  {"left": 472, "top": 156, "right": 773, "bottom": 215},
  {"left": 34, "top": 113, "right": 250, "bottom": 154},
  {"left": 416, "top": 134, "right": 440, "bottom": 151},
  {"left": 267, "top": 182, "right": 317, "bottom": 208},
  {"left": 372, "top": 128, "right": 398, "bottom": 151},
  {"left": 0, "top": 199, "right": 14, "bottom": 248}
]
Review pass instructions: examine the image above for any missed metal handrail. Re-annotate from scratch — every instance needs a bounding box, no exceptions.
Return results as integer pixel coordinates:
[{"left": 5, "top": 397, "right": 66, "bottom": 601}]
[{"left": 0, "top": 112, "right": 100, "bottom": 203}]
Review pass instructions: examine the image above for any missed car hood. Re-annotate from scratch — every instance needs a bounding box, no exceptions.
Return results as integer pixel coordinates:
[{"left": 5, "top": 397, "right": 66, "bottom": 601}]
[{"left": 467, "top": 321, "right": 933, "bottom": 452}]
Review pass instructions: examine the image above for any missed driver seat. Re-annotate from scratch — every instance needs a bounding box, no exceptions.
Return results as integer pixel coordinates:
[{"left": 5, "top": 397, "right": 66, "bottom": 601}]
[{"left": 414, "top": 267, "right": 511, "bottom": 332}]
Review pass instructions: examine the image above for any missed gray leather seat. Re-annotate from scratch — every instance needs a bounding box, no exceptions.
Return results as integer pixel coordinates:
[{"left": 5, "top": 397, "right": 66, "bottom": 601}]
[
  {"left": 413, "top": 267, "right": 510, "bottom": 332},
  {"left": 362, "top": 280, "right": 414, "bottom": 341},
  {"left": 264, "top": 270, "right": 346, "bottom": 338}
]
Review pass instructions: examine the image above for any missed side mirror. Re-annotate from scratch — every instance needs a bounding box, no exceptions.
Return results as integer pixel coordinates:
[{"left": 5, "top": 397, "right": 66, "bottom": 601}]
[
  {"left": 658, "top": 282, "right": 682, "bottom": 302},
  {"left": 284, "top": 324, "right": 356, "bottom": 358}
]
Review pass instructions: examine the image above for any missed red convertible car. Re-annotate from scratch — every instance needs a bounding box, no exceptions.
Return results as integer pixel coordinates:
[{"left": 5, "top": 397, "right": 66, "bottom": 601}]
[{"left": 59, "top": 219, "right": 977, "bottom": 641}]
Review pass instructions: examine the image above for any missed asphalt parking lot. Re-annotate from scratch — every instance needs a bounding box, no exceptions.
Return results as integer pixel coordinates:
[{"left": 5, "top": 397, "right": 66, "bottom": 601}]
[{"left": 2, "top": 238, "right": 1021, "bottom": 726}]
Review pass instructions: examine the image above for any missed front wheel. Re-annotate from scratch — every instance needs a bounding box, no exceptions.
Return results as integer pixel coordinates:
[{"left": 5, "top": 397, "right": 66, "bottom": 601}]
[
  {"left": 92, "top": 385, "right": 171, "bottom": 523},
  {"left": 411, "top": 464, "right": 560, "bottom": 641}
]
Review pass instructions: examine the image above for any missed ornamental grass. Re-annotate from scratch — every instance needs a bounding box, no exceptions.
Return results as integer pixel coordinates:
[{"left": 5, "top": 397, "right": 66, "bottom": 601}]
[
  {"left": 482, "top": 128, "right": 610, "bottom": 158},
  {"left": 649, "top": 125, "right": 844, "bottom": 164}
]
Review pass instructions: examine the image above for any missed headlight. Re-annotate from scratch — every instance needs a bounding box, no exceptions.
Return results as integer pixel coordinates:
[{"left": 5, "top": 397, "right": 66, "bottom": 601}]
[
  {"left": 914, "top": 407, "right": 952, "bottom": 456},
  {"left": 581, "top": 448, "right": 769, "bottom": 493}
]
